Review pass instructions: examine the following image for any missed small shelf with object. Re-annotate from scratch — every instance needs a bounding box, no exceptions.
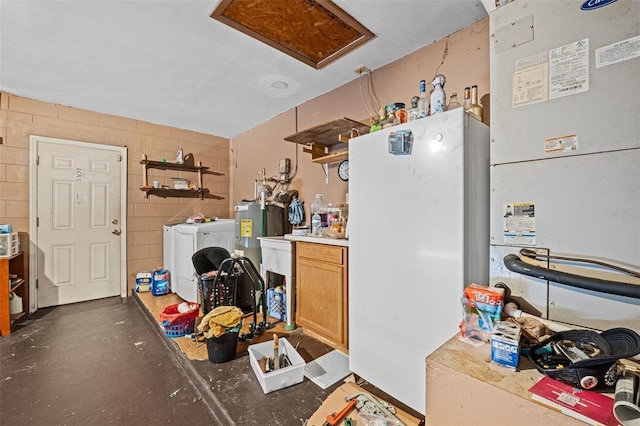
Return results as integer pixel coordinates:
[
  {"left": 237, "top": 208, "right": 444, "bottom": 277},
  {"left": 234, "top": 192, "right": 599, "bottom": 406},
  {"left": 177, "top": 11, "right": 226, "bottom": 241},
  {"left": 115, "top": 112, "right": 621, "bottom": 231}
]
[
  {"left": 1, "top": 248, "right": 29, "bottom": 336},
  {"left": 284, "top": 117, "right": 369, "bottom": 164},
  {"left": 139, "top": 155, "right": 224, "bottom": 200}
]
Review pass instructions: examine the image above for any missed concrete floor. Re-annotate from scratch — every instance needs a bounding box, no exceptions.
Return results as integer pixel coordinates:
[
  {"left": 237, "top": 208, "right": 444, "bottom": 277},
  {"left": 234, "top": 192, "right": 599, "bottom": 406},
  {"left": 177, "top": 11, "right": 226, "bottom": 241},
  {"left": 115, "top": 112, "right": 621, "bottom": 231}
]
[
  {"left": 0, "top": 297, "right": 218, "bottom": 425},
  {"left": 1, "top": 296, "right": 423, "bottom": 426}
]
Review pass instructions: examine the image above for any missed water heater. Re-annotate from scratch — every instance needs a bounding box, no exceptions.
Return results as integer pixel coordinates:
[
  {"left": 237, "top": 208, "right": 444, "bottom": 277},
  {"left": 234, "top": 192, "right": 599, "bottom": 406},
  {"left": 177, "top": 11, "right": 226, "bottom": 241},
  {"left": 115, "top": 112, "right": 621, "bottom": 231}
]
[{"left": 234, "top": 200, "right": 290, "bottom": 308}]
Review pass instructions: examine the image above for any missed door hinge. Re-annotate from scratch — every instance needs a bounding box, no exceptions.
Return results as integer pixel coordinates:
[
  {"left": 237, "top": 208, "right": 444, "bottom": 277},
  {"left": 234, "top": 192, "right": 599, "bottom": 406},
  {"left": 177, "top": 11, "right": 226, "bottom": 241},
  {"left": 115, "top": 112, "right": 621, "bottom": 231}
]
[
  {"left": 117, "top": 155, "right": 122, "bottom": 162},
  {"left": 36, "top": 217, "right": 39, "bottom": 227},
  {"left": 36, "top": 155, "right": 40, "bottom": 165},
  {"left": 36, "top": 278, "right": 39, "bottom": 289}
]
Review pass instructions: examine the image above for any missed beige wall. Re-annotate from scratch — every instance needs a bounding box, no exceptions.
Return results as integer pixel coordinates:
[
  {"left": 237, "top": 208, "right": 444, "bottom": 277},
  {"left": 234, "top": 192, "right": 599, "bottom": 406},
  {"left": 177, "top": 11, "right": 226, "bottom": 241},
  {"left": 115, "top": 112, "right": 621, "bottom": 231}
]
[
  {"left": 0, "top": 93, "right": 231, "bottom": 291},
  {"left": 231, "top": 18, "right": 490, "bottom": 217}
]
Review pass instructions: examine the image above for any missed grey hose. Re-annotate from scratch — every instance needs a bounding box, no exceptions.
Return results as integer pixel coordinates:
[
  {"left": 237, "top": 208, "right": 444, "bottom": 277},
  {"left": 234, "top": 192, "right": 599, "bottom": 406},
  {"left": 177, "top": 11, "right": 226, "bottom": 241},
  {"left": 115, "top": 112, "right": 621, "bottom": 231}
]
[{"left": 503, "top": 254, "right": 640, "bottom": 299}]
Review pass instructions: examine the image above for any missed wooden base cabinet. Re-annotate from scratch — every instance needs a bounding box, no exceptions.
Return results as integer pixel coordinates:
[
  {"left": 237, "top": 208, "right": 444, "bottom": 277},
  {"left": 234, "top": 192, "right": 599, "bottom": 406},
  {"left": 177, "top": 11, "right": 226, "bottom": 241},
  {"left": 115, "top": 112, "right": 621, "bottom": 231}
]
[
  {"left": 1, "top": 251, "right": 28, "bottom": 336},
  {"left": 295, "top": 242, "right": 348, "bottom": 351}
]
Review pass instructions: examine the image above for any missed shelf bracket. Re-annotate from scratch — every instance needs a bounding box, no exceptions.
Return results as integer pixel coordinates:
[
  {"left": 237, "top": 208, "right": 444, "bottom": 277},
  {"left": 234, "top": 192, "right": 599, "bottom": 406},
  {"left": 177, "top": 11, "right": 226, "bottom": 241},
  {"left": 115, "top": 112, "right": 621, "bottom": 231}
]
[{"left": 321, "top": 163, "right": 329, "bottom": 184}]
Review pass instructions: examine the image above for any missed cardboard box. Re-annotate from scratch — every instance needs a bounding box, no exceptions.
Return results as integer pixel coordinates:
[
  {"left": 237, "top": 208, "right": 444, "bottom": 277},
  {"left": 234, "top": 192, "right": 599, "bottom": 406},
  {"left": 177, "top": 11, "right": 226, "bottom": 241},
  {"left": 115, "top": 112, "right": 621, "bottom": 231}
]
[
  {"left": 248, "top": 337, "right": 305, "bottom": 394},
  {"left": 135, "top": 271, "right": 152, "bottom": 292},
  {"left": 490, "top": 321, "right": 521, "bottom": 370},
  {"left": 307, "top": 382, "right": 421, "bottom": 426}
]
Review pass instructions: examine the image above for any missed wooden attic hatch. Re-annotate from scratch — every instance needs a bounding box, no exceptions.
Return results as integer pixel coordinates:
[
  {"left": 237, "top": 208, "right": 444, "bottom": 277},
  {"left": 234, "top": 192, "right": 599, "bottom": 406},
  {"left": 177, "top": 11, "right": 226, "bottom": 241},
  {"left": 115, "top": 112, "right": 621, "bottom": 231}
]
[
  {"left": 284, "top": 117, "right": 370, "bottom": 164},
  {"left": 210, "top": 0, "right": 375, "bottom": 69}
]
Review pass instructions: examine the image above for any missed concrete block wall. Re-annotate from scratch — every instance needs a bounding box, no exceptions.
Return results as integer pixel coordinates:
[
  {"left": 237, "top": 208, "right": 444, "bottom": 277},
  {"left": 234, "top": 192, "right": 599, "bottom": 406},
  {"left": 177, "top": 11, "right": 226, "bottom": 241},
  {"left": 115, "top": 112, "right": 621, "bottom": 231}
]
[{"left": 0, "top": 92, "right": 231, "bottom": 291}]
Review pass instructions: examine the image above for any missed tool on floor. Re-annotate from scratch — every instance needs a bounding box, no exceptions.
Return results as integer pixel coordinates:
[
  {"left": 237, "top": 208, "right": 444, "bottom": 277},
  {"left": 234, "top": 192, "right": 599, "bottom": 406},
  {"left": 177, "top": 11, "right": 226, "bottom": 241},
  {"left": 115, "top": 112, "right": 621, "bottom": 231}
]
[
  {"left": 323, "top": 398, "right": 357, "bottom": 426},
  {"left": 273, "top": 334, "right": 280, "bottom": 370},
  {"left": 345, "top": 392, "right": 406, "bottom": 425}
]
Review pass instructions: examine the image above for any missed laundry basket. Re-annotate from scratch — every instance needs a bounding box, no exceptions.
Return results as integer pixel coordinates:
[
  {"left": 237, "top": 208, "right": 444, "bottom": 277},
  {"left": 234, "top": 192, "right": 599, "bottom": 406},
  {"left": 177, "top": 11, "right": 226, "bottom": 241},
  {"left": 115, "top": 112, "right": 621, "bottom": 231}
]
[
  {"left": 159, "top": 302, "right": 200, "bottom": 338},
  {"left": 192, "top": 247, "right": 233, "bottom": 314}
]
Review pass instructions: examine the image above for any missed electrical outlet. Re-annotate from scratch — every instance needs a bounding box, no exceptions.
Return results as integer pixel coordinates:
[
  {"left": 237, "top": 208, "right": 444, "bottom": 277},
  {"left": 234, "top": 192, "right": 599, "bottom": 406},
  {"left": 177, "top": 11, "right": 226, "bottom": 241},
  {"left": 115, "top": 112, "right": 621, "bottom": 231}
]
[{"left": 354, "top": 66, "right": 369, "bottom": 75}]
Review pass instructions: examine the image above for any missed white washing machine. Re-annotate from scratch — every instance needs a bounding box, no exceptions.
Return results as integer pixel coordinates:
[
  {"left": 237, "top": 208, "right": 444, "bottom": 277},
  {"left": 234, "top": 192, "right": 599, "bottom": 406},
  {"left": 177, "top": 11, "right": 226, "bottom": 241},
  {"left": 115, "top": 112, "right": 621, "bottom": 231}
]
[
  {"left": 162, "top": 223, "right": 180, "bottom": 278},
  {"left": 172, "top": 219, "right": 235, "bottom": 302}
]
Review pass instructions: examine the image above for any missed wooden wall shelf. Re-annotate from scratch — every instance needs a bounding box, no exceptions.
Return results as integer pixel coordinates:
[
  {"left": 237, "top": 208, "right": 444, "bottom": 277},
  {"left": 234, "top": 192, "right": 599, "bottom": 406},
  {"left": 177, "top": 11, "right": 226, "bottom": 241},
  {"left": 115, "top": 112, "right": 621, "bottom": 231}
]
[
  {"left": 311, "top": 150, "right": 349, "bottom": 165},
  {"left": 140, "top": 188, "right": 223, "bottom": 200},
  {"left": 139, "top": 156, "right": 224, "bottom": 200},
  {"left": 284, "top": 117, "right": 369, "bottom": 164}
]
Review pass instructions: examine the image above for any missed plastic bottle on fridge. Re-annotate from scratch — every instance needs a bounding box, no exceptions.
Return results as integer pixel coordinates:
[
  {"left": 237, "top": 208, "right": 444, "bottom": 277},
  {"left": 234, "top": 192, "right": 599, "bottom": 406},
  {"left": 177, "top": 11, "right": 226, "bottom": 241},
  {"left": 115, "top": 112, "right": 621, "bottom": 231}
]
[
  {"left": 430, "top": 74, "right": 447, "bottom": 115},
  {"left": 417, "top": 80, "right": 429, "bottom": 119}
]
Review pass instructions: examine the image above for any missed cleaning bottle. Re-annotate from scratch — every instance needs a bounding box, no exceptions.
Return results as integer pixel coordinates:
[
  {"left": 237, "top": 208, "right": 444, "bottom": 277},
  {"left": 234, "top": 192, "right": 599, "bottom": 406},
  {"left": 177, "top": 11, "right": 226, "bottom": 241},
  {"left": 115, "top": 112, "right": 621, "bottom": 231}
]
[
  {"left": 152, "top": 266, "right": 170, "bottom": 296},
  {"left": 430, "top": 74, "right": 447, "bottom": 115}
]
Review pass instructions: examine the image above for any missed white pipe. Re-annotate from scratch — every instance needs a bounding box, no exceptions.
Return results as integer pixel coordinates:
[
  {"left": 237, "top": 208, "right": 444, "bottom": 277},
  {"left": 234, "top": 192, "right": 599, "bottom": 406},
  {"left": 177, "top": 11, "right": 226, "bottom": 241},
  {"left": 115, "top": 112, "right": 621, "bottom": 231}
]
[{"left": 504, "top": 302, "right": 573, "bottom": 332}]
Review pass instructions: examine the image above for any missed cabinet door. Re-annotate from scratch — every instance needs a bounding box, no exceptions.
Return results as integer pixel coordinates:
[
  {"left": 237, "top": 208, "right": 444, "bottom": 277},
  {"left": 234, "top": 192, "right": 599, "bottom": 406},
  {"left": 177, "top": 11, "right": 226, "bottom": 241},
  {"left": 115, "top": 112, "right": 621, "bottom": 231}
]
[{"left": 296, "top": 256, "right": 347, "bottom": 347}]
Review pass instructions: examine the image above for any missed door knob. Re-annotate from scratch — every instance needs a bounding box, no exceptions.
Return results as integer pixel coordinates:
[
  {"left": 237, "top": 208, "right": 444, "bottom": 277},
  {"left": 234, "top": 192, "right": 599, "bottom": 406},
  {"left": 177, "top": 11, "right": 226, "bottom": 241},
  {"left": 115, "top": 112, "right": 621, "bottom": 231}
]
[{"left": 112, "top": 229, "right": 121, "bottom": 235}]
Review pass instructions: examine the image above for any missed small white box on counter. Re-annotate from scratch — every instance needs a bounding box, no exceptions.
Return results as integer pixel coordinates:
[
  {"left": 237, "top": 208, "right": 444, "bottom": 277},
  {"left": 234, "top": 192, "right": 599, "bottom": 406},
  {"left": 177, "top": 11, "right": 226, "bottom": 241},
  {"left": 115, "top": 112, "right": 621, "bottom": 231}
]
[
  {"left": 248, "top": 337, "right": 305, "bottom": 394},
  {"left": 490, "top": 321, "right": 521, "bottom": 370}
]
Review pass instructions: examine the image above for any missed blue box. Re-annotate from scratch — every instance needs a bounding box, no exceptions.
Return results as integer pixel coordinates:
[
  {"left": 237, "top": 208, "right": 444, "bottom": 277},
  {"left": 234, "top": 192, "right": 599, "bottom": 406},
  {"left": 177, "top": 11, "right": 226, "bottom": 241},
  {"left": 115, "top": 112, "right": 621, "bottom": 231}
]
[
  {"left": 266, "top": 288, "right": 286, "bottom": 321},
  {"left": 490, "top": 321, "right": 521, "bottom": 371},
  {"left": 0, "top": 224, "right": 12, "bottom": 234}
]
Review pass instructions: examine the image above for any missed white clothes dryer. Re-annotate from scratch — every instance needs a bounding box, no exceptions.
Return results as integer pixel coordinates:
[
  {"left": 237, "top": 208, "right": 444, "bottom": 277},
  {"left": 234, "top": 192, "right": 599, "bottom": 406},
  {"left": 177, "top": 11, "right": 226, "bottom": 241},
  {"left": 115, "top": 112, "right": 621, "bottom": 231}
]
[{"left": 171, "top": 219, "right": 235, "bottom": 302}]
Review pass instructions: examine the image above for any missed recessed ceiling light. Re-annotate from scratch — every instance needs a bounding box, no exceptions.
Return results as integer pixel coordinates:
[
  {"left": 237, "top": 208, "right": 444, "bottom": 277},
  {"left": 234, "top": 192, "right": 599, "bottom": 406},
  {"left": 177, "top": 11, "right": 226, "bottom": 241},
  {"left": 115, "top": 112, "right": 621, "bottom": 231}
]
[
  {"left": 211, "top": 0, "right": 375, "bottom": 70},
  {"left": 270, "top": 81, "right": 289, "bottom": 90}
]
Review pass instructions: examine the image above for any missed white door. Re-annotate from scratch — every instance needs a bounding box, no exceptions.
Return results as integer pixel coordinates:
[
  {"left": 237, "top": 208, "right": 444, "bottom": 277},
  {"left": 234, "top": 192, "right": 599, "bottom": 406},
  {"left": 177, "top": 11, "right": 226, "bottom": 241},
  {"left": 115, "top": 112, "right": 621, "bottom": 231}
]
[{"left": 33, "top": 137, "right": 126, "bottom": 308}]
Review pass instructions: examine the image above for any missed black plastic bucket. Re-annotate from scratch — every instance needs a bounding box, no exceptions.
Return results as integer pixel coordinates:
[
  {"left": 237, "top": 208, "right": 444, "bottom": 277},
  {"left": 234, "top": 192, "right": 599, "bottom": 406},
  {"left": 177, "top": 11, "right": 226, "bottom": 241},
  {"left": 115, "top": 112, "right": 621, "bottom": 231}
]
[{"left": 206, "top": 332, "right": 239, "bottom": 363}]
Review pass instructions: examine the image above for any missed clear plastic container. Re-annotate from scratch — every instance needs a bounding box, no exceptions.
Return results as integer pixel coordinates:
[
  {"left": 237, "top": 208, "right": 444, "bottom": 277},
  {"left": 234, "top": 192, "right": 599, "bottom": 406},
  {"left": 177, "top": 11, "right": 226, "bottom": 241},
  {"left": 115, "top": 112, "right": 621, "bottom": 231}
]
[{"left": 310, "top": 194, "right": 329, "bottom": 230}]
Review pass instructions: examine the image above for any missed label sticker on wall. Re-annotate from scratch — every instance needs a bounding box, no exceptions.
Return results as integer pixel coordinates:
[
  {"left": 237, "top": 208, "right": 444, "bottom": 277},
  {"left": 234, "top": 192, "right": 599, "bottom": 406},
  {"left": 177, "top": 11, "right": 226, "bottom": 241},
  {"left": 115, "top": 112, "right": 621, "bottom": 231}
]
[
  {"left": 240, "top": 219, "right": 253, "bottom": 237},
  {"left": 549, "top": 39, "right": 589, "bottom": 99},
  {"left": 545, "top": 134, "right": 578, "bottom": 155},
  {"left": 513, "top": 63, "right": 549, "bottom": 107},
  {"left": 595, "top": 34, "right": 640, "bottom": 68},
  {"left": 503, "top": 202, "right": 536, "bottom": 245}
]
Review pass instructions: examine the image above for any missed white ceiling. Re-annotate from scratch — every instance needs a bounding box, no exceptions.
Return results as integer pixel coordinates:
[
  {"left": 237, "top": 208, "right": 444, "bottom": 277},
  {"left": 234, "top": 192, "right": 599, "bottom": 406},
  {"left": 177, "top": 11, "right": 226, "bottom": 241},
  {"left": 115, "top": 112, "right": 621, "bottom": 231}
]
[{"left": 0, "top": 0, "right": 489, "bottom": 138}]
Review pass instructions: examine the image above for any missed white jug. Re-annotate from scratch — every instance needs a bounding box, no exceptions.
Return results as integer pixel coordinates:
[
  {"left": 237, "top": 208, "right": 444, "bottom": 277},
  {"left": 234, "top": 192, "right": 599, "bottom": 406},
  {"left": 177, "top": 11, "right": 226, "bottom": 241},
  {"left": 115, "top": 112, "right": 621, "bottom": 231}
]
[{"left": 9, "top": 292, "right": 23, "bottom": 315}]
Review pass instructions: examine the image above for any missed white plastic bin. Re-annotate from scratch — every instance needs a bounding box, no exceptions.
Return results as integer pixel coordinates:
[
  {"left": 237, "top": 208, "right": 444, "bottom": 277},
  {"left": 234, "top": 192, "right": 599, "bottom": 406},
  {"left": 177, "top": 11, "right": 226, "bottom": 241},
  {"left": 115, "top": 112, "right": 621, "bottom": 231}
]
[{"left": 248, "top": 337, "right": 305, "bottom": 393}]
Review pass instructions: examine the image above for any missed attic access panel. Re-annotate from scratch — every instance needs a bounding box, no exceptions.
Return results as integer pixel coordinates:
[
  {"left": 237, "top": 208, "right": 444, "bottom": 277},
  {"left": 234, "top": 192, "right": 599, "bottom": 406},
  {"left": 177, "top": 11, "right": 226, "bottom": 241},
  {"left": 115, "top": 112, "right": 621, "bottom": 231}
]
[{"left": 211, "top": 0, "right": 375, "bottom": 69}]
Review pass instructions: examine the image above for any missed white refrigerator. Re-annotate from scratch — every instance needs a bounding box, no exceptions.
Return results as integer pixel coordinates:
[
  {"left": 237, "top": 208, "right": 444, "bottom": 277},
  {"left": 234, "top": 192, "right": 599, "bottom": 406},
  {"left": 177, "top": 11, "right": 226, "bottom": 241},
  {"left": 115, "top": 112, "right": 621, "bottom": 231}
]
[{"left": 348, "top": 108, "right": 490, "bottom": 413}]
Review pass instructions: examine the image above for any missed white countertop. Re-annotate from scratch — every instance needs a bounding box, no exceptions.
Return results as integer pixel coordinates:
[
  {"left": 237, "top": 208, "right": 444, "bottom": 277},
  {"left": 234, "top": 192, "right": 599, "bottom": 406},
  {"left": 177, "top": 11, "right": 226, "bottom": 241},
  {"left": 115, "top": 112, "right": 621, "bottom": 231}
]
[
  {"left": 283, "top": 234, "right": 349, "bottom": 247},
  {"left": 257, "top": 236, "right": 289, "bottom": 243}
]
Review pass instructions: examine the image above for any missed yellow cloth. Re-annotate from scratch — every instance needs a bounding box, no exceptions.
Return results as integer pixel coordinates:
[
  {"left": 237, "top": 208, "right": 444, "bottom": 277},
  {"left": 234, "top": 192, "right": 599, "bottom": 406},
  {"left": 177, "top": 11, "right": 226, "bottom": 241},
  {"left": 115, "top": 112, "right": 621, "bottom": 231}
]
[{"left": 197, "top": 305, "right": 244, "bottom": 338}]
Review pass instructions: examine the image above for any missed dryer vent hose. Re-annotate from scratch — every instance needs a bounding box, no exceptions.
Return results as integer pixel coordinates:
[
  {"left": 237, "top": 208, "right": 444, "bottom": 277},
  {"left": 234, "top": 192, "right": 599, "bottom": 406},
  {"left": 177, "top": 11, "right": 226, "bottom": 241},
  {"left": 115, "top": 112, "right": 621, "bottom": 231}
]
[{"left": 503, "top": 254, "right": 640, "bottom": 300}]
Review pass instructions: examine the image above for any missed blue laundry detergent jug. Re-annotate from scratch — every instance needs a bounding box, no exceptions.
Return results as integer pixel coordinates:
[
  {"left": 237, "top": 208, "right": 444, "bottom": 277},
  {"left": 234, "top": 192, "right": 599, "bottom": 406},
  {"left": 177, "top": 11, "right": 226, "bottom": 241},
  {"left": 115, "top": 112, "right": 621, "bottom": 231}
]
[{"left": 152, "top": 268, "right": 170, "bottom": 296}]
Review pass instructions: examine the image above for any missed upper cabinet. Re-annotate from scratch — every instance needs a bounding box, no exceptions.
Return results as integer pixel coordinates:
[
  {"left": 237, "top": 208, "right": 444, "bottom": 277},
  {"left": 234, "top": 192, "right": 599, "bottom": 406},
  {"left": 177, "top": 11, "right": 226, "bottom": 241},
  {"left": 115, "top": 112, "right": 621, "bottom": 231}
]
[
  {"left": 140, "top": 155, "right": 224, "bottom": 200},
  {"left": 284, "top": 117, "right": 370, "bottom": 164}
]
